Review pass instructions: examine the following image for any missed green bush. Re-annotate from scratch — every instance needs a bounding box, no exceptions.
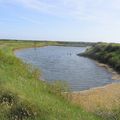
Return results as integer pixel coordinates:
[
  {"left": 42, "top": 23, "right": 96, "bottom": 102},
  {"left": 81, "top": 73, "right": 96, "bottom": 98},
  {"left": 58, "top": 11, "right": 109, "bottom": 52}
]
[{"left": 0, "top": 90, "right": 18, "bottom": 106}]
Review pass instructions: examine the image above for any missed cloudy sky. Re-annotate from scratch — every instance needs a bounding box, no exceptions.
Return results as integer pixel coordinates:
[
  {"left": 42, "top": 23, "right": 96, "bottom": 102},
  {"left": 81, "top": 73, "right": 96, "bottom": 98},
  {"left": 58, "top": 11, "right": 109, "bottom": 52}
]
[{"left": 0, "top": 0, "right": 120, "bottom": 43}]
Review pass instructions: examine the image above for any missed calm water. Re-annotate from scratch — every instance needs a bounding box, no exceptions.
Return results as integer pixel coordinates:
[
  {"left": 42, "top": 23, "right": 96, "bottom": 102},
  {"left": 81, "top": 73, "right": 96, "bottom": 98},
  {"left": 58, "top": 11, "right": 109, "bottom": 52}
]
[{"left": 15, "top": 46, "right": 114, "bottom": 91}]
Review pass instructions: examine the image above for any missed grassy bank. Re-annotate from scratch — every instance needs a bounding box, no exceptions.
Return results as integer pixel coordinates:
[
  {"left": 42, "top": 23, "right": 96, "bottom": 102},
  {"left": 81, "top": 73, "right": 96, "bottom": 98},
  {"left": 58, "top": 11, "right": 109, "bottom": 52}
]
[
  {"left": 0, "top": 40, "right": 101, "bottom": 120},
  {"left": 79, "top": 42, "right": 120, "bottom": 73}
]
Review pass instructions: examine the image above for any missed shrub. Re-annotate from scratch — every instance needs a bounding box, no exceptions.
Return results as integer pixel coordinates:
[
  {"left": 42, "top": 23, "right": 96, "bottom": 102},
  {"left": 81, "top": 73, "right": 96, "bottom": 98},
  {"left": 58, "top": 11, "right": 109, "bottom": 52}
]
[
  {"left": 0, "top": 90, "right": 18, "bottom": 106},
  {"left": 10, "top": 103, "right": 36, "bottom": 120}
]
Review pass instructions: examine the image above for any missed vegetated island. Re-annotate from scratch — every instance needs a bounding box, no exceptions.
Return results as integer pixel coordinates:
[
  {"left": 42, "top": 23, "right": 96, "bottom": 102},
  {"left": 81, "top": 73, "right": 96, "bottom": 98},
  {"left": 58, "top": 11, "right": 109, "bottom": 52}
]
[
  {"left": 69, "top": 42, "right": 120, "bottom": 120},
  {"left": 0, "top": 40, "right": 101, "bottom": 120}
]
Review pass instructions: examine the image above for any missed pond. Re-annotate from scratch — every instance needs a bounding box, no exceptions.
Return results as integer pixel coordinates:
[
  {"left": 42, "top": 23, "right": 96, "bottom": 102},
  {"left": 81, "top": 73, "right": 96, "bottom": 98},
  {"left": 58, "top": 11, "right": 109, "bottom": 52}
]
[{"left": 15, "top": 46, "right": 114, "bottom": 91}]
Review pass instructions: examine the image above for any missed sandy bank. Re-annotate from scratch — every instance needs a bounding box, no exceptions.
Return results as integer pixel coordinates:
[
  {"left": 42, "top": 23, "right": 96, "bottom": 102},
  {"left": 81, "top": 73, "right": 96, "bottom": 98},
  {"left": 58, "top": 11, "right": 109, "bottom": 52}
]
[{"left": 96, "top": 62, "right": 120, "bottom": 80}]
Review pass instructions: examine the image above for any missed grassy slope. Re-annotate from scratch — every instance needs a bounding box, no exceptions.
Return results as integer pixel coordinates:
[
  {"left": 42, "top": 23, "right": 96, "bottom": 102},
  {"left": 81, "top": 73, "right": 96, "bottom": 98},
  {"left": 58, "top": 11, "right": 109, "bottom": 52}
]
[
  {"left": 79, "top": 42, "right": 120, "bottom": 73},
  {"left": 0, "top": 40, "right": 101, "bottom": 120}
]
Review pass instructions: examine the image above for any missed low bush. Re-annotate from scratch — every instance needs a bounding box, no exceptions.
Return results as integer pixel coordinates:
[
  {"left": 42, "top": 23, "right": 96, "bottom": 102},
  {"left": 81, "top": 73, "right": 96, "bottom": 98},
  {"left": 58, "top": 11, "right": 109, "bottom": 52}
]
[{"left": 0, "top": 91, "right": 18, "bottom": 106}]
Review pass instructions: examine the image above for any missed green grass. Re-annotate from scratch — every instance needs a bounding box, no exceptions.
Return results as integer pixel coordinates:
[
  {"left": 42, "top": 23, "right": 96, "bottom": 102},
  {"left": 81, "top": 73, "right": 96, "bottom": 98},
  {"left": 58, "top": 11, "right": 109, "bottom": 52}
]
[{"left": 0, "top": 40, "right": 101, "bottom": 120}]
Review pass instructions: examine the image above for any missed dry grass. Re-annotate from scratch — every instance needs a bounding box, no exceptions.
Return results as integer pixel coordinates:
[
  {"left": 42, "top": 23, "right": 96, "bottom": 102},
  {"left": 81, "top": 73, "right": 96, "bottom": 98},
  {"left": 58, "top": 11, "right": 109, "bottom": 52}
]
[{"left": 68, "top": 83, "right": 120, "bottom": 112}]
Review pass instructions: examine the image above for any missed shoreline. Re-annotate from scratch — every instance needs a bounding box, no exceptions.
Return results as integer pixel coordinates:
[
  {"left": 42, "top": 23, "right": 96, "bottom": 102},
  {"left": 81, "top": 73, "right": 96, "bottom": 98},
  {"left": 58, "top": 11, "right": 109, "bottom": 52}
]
[
  {"left": 13, "top": 45, "right": 47, "bottom": 82},
  {"left": 96, "top": 62, "right": 120, "bottom": 80},
  {"left": 13, "top": 45, "right": 47, "bottom": 53}
]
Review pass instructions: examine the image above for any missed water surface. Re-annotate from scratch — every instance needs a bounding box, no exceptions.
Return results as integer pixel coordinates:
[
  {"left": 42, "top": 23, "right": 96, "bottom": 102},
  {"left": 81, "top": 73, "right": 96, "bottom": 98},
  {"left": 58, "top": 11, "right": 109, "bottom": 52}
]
[{"left": 15, "top": 46, "right": 114, "bottom": 91}]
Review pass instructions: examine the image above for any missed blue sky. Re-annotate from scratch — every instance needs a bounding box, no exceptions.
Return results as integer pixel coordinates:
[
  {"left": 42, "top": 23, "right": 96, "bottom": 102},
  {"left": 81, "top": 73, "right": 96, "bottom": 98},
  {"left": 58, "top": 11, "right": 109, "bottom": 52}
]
[{"left": 0, "top": 0, "right": 120, "bottom": 43}]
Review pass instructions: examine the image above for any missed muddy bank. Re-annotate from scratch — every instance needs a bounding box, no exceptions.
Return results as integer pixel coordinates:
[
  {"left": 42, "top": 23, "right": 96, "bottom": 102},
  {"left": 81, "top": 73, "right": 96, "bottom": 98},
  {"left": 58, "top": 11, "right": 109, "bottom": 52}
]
[{"left": 96, "top": 62, "right": 120, "bottom": 80}]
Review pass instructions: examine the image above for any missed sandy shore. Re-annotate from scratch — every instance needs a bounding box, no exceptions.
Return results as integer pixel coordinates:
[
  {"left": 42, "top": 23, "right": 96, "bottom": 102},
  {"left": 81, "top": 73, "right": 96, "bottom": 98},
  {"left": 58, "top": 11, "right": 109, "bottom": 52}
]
[{"left": 96, "top": 62, "right": 120, "bottom": 80}]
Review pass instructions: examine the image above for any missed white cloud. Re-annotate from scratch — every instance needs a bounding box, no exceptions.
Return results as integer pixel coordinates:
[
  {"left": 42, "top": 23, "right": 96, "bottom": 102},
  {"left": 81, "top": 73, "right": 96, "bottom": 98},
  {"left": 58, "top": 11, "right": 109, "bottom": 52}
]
[
  {"left": 2, "top": 0, "right": 118, "bottom": 25},
  {"left": 1, "top": 0, "right": 120, "bottom": 20},
  {"left": 18, "top": 16, "right": 44, "bottom": 25}
]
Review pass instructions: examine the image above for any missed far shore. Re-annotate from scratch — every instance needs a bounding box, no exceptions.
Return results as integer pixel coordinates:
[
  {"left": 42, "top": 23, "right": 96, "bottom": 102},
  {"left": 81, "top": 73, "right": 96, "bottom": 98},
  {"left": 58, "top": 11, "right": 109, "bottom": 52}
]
[{"left": 13, "top": 45, "right": 47, "bottom": 53}]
